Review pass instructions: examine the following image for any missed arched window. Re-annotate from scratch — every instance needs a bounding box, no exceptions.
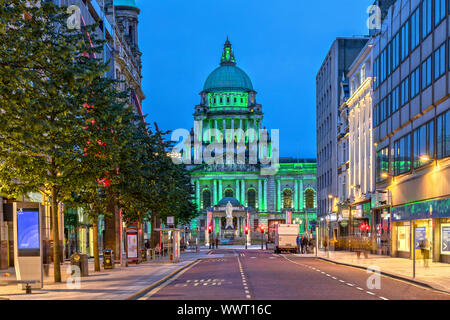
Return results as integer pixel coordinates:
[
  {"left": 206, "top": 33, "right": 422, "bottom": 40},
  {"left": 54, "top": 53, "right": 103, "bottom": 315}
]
[
  {"left": 282, "top": 189, "right": 293, "bottom": 209},
  {"left": 202, "top": 190, "right": 211, "bottom": 209},
  {"left": 247, "top": 189, "right": 256, "bottom": 209},
  {"left": 305, "top": 189, "right": 315, "bottom": 209},
  {"left": 224, "top": 189, "right": 234, "bottom": 198}
]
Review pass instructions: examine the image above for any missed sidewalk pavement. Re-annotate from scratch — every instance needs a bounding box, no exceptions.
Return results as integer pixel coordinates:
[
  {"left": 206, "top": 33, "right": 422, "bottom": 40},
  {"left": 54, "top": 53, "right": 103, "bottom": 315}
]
[
  {"left": 293, "top": 249, "right": 450, "bottom": 294},
  {"left": 0, "top": 250, "right": 213, "bottom": 300}
]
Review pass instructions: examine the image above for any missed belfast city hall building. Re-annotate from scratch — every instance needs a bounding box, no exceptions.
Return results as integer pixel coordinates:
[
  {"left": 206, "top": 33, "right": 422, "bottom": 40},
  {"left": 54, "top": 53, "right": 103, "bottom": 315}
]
[{"left": 184, "top": 39, "right": 317, "bottom": 244}]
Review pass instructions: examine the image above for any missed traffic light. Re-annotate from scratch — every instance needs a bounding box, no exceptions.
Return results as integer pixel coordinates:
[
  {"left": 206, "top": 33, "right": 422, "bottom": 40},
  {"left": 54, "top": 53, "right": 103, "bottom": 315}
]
[
  {"left": 244, "top": 225, "right": 249, "bottom": 235},
  {"left": 208, "top": 225, "right": 212, "bottom": 234},
  {"left": 259, "top": 225, "right": 265, "bottom": 234}
]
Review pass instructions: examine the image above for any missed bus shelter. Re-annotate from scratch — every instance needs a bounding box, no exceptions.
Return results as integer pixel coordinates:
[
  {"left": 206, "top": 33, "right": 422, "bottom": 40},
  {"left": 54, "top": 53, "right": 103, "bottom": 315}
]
[{"left": 153, "top": 228, "right": 181, "bottom": 263}]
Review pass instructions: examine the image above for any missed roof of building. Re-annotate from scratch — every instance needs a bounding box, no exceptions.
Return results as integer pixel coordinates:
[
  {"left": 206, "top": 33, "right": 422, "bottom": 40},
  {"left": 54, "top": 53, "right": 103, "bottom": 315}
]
[
  {"left": 217, "top": 197, "right": 242, "bottom": 207},
  {"left": 114, "top": 0, "right": 138, "bottom": 8},
  {"left": 203, "top": 38, "right": 253, "bottom": 93}
]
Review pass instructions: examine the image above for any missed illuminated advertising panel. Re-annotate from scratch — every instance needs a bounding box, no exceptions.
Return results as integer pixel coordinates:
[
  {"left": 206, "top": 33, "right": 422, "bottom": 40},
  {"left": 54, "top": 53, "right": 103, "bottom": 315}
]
[{"left": 17, "top": 209, "right": 40, "bottom": 255}]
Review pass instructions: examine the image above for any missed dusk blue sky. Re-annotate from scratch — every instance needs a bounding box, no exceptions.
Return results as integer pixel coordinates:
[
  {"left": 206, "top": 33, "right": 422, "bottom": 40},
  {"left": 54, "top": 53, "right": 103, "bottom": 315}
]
[{"left": 136, "top": 0, "right": 373, "bottom": 158}]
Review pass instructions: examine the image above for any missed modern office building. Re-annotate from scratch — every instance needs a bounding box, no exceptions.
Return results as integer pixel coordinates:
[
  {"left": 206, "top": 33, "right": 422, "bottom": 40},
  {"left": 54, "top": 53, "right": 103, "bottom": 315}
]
[
  {"left": 316, "top": 38, "right": 369, "bottom": 246},
  {"left": 372, "top": 0, "right": 449, "bottom": 263}
]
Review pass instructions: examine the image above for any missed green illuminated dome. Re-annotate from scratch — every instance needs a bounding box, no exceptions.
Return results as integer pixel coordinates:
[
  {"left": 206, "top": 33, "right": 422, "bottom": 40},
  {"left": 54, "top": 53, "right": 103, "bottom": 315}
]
[
  {"left": 114, "top": 0, "right": 138, "bottom": 7},
  {"left": 203, "top": 38, "right": 253, "bottom": 93}
]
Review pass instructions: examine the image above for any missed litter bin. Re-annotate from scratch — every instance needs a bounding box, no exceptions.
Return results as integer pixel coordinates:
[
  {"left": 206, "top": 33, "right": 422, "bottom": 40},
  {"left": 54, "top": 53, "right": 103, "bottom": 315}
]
[
  {"left": 140, "top": 248, "right": 147, "bottom": 262},
  {"left": 70, "top": 253, "right": 89, "bottom": 277},
  {"left": 103, "top": 249, "right": 114, "bottom": 269}
]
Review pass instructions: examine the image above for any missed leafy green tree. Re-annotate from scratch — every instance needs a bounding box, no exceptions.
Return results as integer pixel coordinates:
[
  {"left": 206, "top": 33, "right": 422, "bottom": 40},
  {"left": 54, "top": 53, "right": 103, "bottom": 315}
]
[{"left": 0, "top": 0, "right": 110, "bottom": 282}]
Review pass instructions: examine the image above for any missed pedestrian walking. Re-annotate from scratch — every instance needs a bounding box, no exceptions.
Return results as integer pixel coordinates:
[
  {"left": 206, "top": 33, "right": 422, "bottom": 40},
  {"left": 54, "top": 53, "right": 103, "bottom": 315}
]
[
  {"left": 300, "top": 235, "right": 305, "bottom": 254},
  {"left": 421, "top": 236, "right": 431, "bottom": 268},
  {"left": 215, "top": 237, "right": 219, "bottom": 249},
  {"left": 296, "top": 235, "right": 301, "bottom": 254},
  {"left": 301, "top": 235, "right": 308, "bottom": 254}
]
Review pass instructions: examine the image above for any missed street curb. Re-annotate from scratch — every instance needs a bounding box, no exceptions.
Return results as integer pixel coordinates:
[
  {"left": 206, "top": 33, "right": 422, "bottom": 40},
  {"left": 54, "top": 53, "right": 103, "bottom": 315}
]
[
  {"left": 126, "top": 258, "right": 203, "bottom": 300},
  {"left": 317, "top": 257, "right": 450, "bottom": 295}
]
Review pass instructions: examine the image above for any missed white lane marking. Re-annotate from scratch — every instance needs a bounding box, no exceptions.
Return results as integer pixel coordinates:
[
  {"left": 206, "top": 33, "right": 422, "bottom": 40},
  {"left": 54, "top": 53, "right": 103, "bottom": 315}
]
[
  {"left": 238, "top": 256, "right": 251, "bottom": 300},
  {"left": 379, "top": 296, "right": 389, "bottom": 300},
  {"left": 332, "top": 277, "right": 337, "bottom": 280},
  {"left": 139, "top": 260, "right": 202, "bottom": 299},
  {"left": 356, "top": 287, "right": 364, "bottom": 291},
  {"left": 339, "top": 280, "right": 345, "bottom": 283},
  {"left": 366, "top": 291, "right": 375, "bottom": 295},
  {"left": 346, "top": 283, "right": 354, "bottom": 287}
]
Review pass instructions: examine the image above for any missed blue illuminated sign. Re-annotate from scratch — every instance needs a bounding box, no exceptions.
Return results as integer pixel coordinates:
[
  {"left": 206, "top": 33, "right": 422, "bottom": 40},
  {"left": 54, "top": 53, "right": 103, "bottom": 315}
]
[{"left": 17, "top": 209, "right": 40, "bottom": 250}]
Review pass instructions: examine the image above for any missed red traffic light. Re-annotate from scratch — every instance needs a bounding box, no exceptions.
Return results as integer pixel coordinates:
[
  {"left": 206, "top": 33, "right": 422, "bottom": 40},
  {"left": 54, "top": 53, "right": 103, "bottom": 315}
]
[
  {"left": 259, "top": 225, "right": 265, "bottom": 233},
  {"left": 244, "top": 226, "right": 249, "bottom": 235},
  {"left": 208, "top": 225, "right": 212, "bottom": 233}
]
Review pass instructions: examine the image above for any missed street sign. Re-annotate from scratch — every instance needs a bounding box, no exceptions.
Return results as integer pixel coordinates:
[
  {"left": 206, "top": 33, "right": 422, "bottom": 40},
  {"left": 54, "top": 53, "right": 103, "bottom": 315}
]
[{"left": 167, "top": 216, "right": 174, "bottom": 225}]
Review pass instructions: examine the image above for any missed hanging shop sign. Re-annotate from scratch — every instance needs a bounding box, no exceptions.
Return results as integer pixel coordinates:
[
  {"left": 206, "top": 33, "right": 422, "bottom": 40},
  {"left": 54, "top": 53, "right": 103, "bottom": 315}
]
[{"left": 441, "top": 224, "right": 450, "bottom": 255}]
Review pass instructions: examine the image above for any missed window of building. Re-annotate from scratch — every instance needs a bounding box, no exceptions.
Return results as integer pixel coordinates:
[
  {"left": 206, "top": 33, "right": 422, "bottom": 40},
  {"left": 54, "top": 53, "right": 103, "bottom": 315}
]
[
  {"left": 434, "top": 43, "right": 446, "bottom": 80},
  {"left": 392, "top": 86, "right": 399, "bottom": 113},
  {"left": 247, "top": 189, "right": 256, "bottom": 209},
  {"left": 401, "top": 21, "right": 409, "bottom": 61},
  {"left": 202, "top": 189, "right": 211, "bottom": 209},
  {"left": 386, "top": 43, "right": 391, "bottom": 76},
  {"left": 413, "top": 120, "right": 434, "bottom": 168},
  {"left": 224, "top": 189, "right": 234, "bottom": 198},
  {"left": 305, "top": 189, "right": 315, "bottom": 209},
  {"left": 400, "top": 76, "right": 409, "bottom": 106},
  {"left": 282, "top": 189, "right": 293, "bottom": 209},
  {"left": 410, "top": 67, "right": 420, "bottom": 98},
  {"left": 392, "top": 33, "right": 400, "bottom": 71},
  {"left": 435, "top": 0, "right": 446, "bottom": 26},
  {"left": 380, "top": 49, "right": 387, "bottom": 83},
  {"left": 374, "top": 57, "right": 379, "bottom": 89},
  {"left": 380, "top": 97, "right": 387, "bottom": 123},
  {"left": 393, "top": 134, "right": 411, "bottom": 176},
  {"left": 376, "top": 147, "right": 389, "bottom": 183},
  {"left": 386, "top": 92, "right": 392, "bottom": 118},
  {"left": 422, "top": 0, "right": 432, "bottom": 39},
  {"left": 411, "top": 9, "right": 420, "bottom": 50},
  {"left": 421, "top": 55, "right": 432, "bottom": 89},
  {"left": 436, "top": 110, "right": 450, "bottom": 159}
]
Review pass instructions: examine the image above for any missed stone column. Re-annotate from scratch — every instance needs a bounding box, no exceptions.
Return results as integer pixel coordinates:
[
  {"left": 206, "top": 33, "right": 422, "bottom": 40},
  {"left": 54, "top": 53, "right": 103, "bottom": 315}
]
[
  {"left": 218, "top": 180, "right": 223, "bottom": 202},
  {"left": 258, "top": 179, "right": 263, "bottom": 211},
  {"left": 299, "top": 180, "right": 304, "bottom": 211},
  {"left": 277, "top": 180, "right": 281, "bottom": 212},
  {"left": 294, "top": 180, "right": 299, "bottom": 211},
  {"left": 264, "top": 180, "right": 268, "bottom": 211},
  {"left": 214, "top": 119, "right": 218, "bottom": 143},
  {"left": 241, "top": 180, "right": 245, "bottom": 206},
  {"left": 196, "top": 180, "right": 200, "bottom": 209},
  {"left": 213, "top": 180, "right": 217, "bottom": 205},
  {"left": 222, "top": 118, "right": 226, "bottom": 143},
  {"left": 236, "top": 180, "right": 240, "bottom": 203}
]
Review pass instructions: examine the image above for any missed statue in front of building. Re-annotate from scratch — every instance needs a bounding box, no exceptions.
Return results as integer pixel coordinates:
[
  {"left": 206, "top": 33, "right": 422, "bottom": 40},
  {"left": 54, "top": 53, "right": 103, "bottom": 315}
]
[{"left": 225, "top": 201, "right": 234, "bottom": 230}]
